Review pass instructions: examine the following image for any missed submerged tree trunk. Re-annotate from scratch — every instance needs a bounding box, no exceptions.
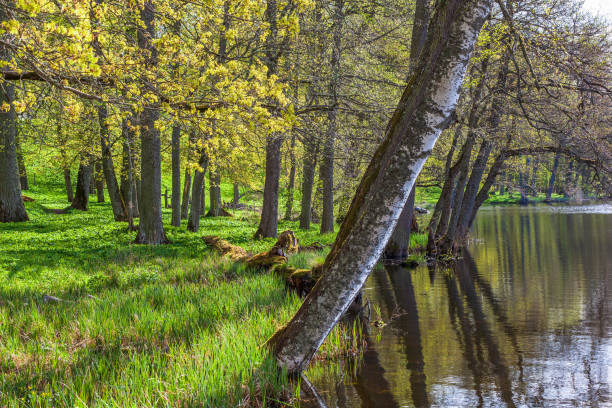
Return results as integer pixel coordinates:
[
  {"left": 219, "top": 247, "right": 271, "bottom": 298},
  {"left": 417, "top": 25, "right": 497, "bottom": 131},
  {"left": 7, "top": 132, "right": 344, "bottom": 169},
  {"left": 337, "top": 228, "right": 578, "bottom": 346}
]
[
  {"left": 299, "top": 139, "right": 317, "bottom": 230},
  {"left": 71, "top": 161, "right": 92, "bottom": 211},
  {"left": 267, "top": 0, "right": 490, "bottom": 374},
  {"left": 64, "top": 168, "right": 73, "bottom": 202},
  {"left": 546, "top": 153, "right": 560, "bottom": 202},
  {"left": 255, "top": 136, "right": 282, "bottom": 238},
  {"left": 208, "top": 170, "right": 221, "bottom": 216},
  {"left": 0, "top": 28, "right": 28, "bottom": 222},
  {"left": 171, "top": 125, "right": 181, "bottom": 227},
  {"left": 134, "top": 1, "right": 168, "bottom": 245}
]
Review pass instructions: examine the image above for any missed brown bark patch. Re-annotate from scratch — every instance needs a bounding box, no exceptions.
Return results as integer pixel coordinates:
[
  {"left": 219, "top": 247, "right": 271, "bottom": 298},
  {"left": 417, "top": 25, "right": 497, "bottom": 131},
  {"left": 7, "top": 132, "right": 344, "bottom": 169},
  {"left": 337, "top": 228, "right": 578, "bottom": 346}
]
[{"left": 202, "top": 236, "right": 249, "bottom": 262}]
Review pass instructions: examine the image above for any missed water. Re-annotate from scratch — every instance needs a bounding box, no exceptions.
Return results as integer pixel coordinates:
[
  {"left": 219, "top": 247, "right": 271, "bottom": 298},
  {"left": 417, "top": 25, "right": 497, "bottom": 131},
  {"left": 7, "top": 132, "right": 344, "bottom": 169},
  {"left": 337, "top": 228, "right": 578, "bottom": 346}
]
[{"left": 306, "top": 203, "right": 612, "bottom": 407}]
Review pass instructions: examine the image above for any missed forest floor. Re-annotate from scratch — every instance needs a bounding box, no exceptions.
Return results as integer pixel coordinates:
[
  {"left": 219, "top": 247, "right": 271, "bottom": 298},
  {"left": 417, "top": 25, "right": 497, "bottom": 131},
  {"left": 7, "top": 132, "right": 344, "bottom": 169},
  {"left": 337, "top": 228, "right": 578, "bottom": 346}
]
[{"left": 0, "top": 181, "right": 427, "bottom": 407}]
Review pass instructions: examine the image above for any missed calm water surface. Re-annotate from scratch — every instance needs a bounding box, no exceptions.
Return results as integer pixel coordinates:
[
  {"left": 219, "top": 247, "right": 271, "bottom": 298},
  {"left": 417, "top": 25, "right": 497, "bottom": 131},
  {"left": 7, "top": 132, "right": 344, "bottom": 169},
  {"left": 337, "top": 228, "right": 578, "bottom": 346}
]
[{"left": 306, "top": 203, "right": 612, "bottom": 407}]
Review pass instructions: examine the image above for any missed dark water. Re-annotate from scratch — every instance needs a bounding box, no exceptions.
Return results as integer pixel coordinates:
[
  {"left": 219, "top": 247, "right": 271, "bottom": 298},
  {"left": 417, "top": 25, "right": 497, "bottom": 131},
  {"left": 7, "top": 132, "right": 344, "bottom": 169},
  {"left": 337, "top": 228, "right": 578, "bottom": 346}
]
[{"left": 306, "top": 204, "right": 612, "bottom": 407}]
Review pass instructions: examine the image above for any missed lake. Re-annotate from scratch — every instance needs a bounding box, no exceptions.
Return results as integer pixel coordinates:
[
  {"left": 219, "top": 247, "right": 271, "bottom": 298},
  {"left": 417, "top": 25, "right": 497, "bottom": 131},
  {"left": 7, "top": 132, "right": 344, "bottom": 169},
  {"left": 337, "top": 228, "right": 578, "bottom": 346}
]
[{"left": 305, "top": 203, "right": 612, "bottom": 407}]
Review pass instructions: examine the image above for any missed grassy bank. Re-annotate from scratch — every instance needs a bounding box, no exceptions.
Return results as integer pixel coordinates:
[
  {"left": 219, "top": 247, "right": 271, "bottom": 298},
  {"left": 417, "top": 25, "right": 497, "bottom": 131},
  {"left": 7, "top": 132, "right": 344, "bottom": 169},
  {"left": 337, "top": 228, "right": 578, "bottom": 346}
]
[{"left": 1, "top": 181, "right": 429, "bottom": 406}]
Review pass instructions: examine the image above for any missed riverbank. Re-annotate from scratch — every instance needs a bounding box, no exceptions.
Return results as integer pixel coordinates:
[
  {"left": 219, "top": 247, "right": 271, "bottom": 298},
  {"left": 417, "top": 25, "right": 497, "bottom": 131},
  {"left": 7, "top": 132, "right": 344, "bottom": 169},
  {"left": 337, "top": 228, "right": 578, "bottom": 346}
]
[{"left": 0, "top": 182, "right": 424, "bottom": 406}]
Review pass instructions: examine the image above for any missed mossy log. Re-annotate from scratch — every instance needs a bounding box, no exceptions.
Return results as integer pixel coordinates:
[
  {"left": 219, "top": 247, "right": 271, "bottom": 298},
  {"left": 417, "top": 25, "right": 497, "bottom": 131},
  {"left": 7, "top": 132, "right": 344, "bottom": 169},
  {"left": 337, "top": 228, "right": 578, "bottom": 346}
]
[{"left": 202, "top": 236, "right": 248, "bottom": 262}]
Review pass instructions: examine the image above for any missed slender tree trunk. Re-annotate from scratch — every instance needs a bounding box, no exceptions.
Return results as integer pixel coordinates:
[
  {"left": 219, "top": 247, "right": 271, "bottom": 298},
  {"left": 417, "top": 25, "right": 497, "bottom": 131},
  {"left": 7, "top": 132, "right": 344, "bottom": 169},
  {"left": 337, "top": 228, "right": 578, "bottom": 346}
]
[
  {"left": 181, "top": 168, "right": 191, "bottom": 219},
  {"left": 233, "top": 183, "right": 240, "bottom": 207},
  {"left": 201, "top": 173, "right": 206, "bottom": 214},
  {"left": 426, "top": 123, "right": 461, "bottom": 237},
  {"left": 94, "top": 161, "right": 105, "bottom": 203},
  {"left": 320, "top": 0, "right": 344, "bottom": 234},
  {"left": 207, "top": 170, "right": 221, "bottom": 216},
  {"left": 283, "top": 134, "right": 296, "bottom": 220},
  {"left": 546, "top": 153, "right": 560, "bottom": 201},
  {"left": 0, "top": 13, "right": 28, "bottom": 222},
  {"left": 529, "top": 157, "right": 539, "bottom": 197},
  {"left": 267, "top": 0, "right": 490, "bottom": 374},
  {"left": 468, "top": 151, "right": 507, "bottom": 227},
  {"left": 71, "top": 161, "right": 92, "bottom": 211},
  {"left": 255, "top": 136, "right": 282, "bottom": 238},
  {"left": 98, "top": 105, "right": 128, "bottom": 220},
  {"left": 187, "top": 151, "right": 209, "bottom": 232},
  {"left": 171, "top": 125, "right": 181, "bottom": 226},
  {"left": 452, "top": 139, "right": 493, "bottom": 244},
  {"left": 15, "top": 134, "right": 28, "bottom": 191},
  {"left": 134, "top": 1, "right": 168, "bottom": 244},
  {"left": 519, "top": 156, "right": 529, "bottom": 204},
  {"left": 120, "top": 118, "right": 138, "bottom": 222},
  {"left": 299, "top": 139, "right": 317, "bottom": 230},
  {"left": 64, "top": 168, "right": 73, "bottom": 202},
  {"left": 255, "top": 0, "right": 284, "bottom": 239}
]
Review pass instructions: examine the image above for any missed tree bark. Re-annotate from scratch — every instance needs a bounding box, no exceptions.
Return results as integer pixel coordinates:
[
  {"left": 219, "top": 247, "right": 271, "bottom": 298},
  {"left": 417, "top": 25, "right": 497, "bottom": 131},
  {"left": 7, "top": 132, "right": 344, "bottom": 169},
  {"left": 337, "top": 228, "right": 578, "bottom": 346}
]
[
  {"left": 120, "top": 117, "right": 138, "bottom": 221},
  {"left": 267, "top": 0, "right": 491, "bottom": 374},
  {"left": 283, "top": 134, "right": 296, "bottom": 220},
  {"left": 181, "top": 167, "right": 191, "bottom": 219},
  {"left": 384, "top": 188, "right": 415, "bottom": 260},
  {"left": 299, "top": 139, "right": 317, "bottom": 230},
  {"left": 0, "top": 15, "right": 28, "bottom": 222},
  {"left": 98, "top": 104, "right": 128, "bottom": 220},
  {"left": 233, "top": 183, "right": 240, "bottom": 207},
  {"left": 255, "top": 136, "right": 282, "bottom": 238},
  {"left": 64, "top": 168, "right": 73, "bottom": 203},
  {"left": 134, "top": 1, "right": 168, "bottom": 245},
  {"left": 187, "top": 151, "right": 209, "bottom": 232},
  {"left": 319, "top": 0, "right": 344, "bottom": 234},
  {"left": 94, "top": 161, "right": 105, "bottom": 203},
  {"left": 71, "top": 161, "right": 92, "bottom": 211},
  {"left": 15, "top": 134, "right": 28, "bottom": 191},
  {"left": 207, "top": 169, "right": 221, "bottom": 216},
  {"left": 171, "top": 124, "right": 181, "bottom": 226}
]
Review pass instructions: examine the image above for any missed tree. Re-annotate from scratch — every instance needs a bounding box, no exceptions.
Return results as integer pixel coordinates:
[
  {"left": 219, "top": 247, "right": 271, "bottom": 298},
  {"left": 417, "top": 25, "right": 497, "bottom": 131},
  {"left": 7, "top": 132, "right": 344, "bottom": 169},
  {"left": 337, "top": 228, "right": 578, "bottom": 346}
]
[
  {"left": 268, "top": 0, "right": 492, "bottom": 374},
  {"left": 134, "top": 1, "right": 168, "bottom": 245}
]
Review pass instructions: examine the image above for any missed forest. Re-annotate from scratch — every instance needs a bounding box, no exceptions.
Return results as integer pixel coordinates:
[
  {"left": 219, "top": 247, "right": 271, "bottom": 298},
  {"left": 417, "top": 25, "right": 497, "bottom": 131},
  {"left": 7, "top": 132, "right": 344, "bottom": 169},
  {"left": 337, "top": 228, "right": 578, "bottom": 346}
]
[{"left": 1, "top": 0, "right": 611, "bottom": 406}]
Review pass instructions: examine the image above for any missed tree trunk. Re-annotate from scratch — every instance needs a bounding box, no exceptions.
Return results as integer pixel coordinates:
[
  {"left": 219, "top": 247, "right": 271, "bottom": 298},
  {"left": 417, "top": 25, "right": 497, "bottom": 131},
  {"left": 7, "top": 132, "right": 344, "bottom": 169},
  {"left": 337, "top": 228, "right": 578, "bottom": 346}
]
[
  {"left": 207, "top": 170, "right": 221, "bottom": 216},
  {"left": 233, "top": 183, "right": 240, "bottom": 207},
  {"left": 267, "top": 0, "right": 490, "bottom": 374},
  {"left": 519, "top": 156, "right": 529, "bottom": 204},
  {"left": 283, "top": 134, "right": 296, "bottom": 220},
  {"left": 299, "top": 139, "right": 317, "bottom": 230},
  {"left": 64, "top": 168, "right": 73, "bottom": 203},
  {"left": 426, "top": 123, "right": 461, "bottom": 238},
  {"left": 319, "top": 0, "right": 343, "bottom": 234},
  {"left": 452, "top": 139, "right": 493, "bottom": 244},
  {"left": 120, "top": 118, "right": 138, "bottom": 221},
  {"left": 546, "top": 153, "right": 560, "bottom": 201},
  {"left": 94, "top": 161, "right": 105, "bottom": 203},
  {"left": 187, "top": 151, "right": 209, "bottom": 232},
  {"left": 72, "top": 162, "right": 92, "bottom": 211},
  {"left": 171, "top": 125, "right": 181, "bottom": 226},
  {"left": 0, "top": 16, "right": 28, "bottom": 222},
  {"left": 15, "top": 134, "right": 28, "bottom": 191},
  {"left": 181, "top": 168, "right": 192, "bottom": 219},
  {"left": 255, "top": 136, "right": 282, "bottom": 238},
  {"left": 201, "top": 173, "right": 206, "bottom": 214},
  {"left": 134, "top": 1, "right": 168, "bottom": 245},
  {"left": 529, "top": 157, "right": 539, "bottom": 197},
  {"left": 384, "top": 188, "right": 415, "bottom": 260},
  {"left": 98, "top": 105, "right": 128, "bottom": 220}
]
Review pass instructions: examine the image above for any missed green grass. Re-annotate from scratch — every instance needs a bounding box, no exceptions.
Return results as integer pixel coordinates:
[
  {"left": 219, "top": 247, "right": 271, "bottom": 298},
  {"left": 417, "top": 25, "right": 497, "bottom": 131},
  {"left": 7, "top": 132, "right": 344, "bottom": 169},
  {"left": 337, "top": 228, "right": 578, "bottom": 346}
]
[
  {"left": 2, "top": 179, "right": 429, "bottom": 407},
  {"left": 484, "top": 191, "right": 567, "bottom": 204}
]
